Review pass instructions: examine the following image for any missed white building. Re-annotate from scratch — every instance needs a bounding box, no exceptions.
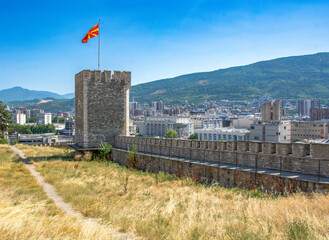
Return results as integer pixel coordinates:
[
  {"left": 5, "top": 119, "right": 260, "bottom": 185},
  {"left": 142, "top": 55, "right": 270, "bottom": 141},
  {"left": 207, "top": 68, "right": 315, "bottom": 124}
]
[
  {"left": 44, "top": 113, "right": 52, "bottom": 124},
  {"left": 14, "top": 113, "right": 26, "bottom": 125},
  {"left": 37, "top": 113, "right": 52, "bottom": 125},
  {"left": 250, "top": 120, "right": 291, "bottom": 143},
  {"left": 142, "top": 116, "right": 194, "bottom": 138},
  {"left": 196, "top": 128, "right": 250, "bottom": 141},
  {"left": 203, "top": 119, "right": 222, "bottom": 129},
  {"left": 191, "top": 115, "right": 223, "bottom": 129}
]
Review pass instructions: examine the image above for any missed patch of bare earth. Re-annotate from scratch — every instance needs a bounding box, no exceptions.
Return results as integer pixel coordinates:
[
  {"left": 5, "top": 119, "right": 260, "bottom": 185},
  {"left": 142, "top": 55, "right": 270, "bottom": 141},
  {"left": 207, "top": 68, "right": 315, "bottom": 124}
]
[
  {"left": 151, "top": 89, "right": 166, "bottom": 95},
  {"left": 197, "top": 80, "right": 209, "bottom": 85}
]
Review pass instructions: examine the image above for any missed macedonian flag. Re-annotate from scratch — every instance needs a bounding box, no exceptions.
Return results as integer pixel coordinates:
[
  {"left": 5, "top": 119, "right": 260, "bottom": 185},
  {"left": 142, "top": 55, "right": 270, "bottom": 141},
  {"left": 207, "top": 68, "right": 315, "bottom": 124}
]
[{"left": 81, "top": 23, "right": 99, "bottom": 43}]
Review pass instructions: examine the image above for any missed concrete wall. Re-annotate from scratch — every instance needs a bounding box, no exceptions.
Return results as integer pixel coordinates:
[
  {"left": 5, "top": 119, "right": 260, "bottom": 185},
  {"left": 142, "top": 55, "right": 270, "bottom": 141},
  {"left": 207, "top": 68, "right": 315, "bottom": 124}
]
[
  {"left": 262, "top": 100, "right": 281, "bottom": 121},
  {"left": 115, "top": 136, "right": 329, "bottom": 178},
  {"left": 291, "top": 121, "right": 329, "bottom": 139},
  {"left": 250, "top": 121, "right": 291, "bottom": 143},
  {"left": 232, "top": 118, "right": 255, "bottom": 129},
  {"left": 75, "top": 70, "right": 131, "bottom": 148}
]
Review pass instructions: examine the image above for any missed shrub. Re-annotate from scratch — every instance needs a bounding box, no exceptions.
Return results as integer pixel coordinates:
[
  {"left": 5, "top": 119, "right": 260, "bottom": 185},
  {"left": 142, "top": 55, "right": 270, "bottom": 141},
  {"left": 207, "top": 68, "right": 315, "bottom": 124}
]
[
  {"left": 0, "top": 138, "right": 8, "bottom": 144},
  {"left": 127, "top": 144, "right": 138, "bottom": 168},
  {"left": 188, "top": 133, "right": 198, "bottom": 140},
  {"left": 164, "top": 129, "right": 178, "bottom": 138},
  {"left": 286, "top": 220, "right": 314, "bottom": 240},
  {"left": 98, "top": 141, "right": 112, "bottom": 161}
]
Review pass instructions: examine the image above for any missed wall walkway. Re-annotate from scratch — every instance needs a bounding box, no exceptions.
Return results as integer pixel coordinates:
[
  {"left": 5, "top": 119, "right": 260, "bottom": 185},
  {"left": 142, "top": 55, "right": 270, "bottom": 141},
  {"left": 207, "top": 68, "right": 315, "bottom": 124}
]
[{"left": 113, "top": 136, "right": 329, "bottom": 193}]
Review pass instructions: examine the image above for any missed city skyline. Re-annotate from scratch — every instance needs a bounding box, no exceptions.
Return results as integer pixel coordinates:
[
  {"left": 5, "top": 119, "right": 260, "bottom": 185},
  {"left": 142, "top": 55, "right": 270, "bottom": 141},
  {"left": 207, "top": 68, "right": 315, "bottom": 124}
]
[{"left": 1, "top": 0, "right": 329, "bottom": 94}]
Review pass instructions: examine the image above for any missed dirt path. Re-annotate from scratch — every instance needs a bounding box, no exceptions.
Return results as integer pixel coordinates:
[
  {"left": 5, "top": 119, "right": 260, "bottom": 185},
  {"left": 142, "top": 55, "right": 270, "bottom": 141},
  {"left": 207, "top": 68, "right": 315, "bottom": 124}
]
[{"left": 10, "top": 146, "right": 137, "bottom": 240}]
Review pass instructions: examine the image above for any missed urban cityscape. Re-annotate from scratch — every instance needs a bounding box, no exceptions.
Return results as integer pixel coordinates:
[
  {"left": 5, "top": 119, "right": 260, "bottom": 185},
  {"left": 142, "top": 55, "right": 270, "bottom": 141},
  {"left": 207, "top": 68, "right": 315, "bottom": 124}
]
[{"left": 5, "top": 96, "right": 329, "bottom": 145}]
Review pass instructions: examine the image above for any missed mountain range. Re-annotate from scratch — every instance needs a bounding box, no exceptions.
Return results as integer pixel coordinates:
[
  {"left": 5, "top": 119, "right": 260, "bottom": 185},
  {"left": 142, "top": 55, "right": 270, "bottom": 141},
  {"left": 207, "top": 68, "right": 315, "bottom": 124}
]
[
  {"left": 0, "top": 87, "right": 74, "bottom": 101},
  {"left": 130, "top": 52, "right": 329, "bottom": 104},
  {"left": 1, "top": 52, "right": 329, "bottom": 106}
]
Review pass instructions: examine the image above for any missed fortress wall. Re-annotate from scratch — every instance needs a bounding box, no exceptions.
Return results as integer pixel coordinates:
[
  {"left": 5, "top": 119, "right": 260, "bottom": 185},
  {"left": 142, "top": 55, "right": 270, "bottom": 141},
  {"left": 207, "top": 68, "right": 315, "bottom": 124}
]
[
  {"left": 115, "top": 136, "right": 329, "bottom": 177},
  {"left": 112, "top": 148, "right": 329, "bottom": 193}
]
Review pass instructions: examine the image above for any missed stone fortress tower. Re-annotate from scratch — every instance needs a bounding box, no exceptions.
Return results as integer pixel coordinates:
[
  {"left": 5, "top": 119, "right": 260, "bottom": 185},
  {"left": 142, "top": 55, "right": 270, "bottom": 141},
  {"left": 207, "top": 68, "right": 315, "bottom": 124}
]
[{"left": 75, "top": 69, "right": 131, "bottom": 148}]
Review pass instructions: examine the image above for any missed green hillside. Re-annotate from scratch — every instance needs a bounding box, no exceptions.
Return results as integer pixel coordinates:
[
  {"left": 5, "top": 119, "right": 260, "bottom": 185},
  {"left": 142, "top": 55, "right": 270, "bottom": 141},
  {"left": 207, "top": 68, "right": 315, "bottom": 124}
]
[
  {"left": 130, "top": 52, "right": 329, "bottom": 104},
  {"left": 5, "top": 98, "right": 74, "bottom": 113}
]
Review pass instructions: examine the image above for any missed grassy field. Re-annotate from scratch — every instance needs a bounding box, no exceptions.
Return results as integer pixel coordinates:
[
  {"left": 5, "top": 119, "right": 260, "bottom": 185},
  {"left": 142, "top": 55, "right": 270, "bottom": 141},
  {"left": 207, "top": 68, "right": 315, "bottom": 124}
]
[
  {"left": 0, "top": 145, "right": 121, "bottom": 240},
  {"left": 15, "top": 144, "right": 329, "bottom": 240}
]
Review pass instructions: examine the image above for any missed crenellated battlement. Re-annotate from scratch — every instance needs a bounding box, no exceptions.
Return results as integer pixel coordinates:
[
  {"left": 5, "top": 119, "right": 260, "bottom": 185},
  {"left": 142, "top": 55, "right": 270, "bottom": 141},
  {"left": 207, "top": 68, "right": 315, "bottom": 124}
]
[
  {"left": 111, "top": 136, "right": 329, "bottom": 193},
  {"left": 75, "top": 69, "right": 131, "bottom": 88},
  {"left": 114, "top": 136, "right": 329, "bottom": 178}
]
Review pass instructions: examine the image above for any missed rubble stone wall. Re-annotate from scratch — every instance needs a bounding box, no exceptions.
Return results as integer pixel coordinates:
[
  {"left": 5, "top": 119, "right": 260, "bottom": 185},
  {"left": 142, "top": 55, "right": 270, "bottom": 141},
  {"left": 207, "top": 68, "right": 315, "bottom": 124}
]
[
  {"left": 115, "top": 136, "right": 329, "bottom": 177},
  {"left": 112, "top": 148, "right": 329, "bottom": 193}
]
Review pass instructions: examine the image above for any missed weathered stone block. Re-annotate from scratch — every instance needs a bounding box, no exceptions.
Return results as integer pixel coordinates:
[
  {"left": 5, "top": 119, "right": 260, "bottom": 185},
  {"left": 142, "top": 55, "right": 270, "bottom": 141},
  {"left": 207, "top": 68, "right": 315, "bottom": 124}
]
[
  {"left": 226, "top": 141, "right": 235, "bottom": 152},
  {"left": 192, "top": 141, "right": 200, "bottom": 148},
  {"left": 200, "top": 141, "right": 207, "bottom": 149},
  {"left": 250, "top": 142, "right": 261, "bottom": 153},
  {"left": 311, "top": 144, "right": 329, "bottom": 159},
  {"left": 217, "top": 141, "right": 227, "bottom": 151},
  {"left": 276, "top": 143, "right": 292, "bottom": 156},
  {"left": 205, "top": 149, "right": 214, "bottom": 162},
  {"left": 237, "top": 141, "right": 248, "bottom": 152},
  {"left": 292, "top": 143, "right": 308, "bottom": 157}
]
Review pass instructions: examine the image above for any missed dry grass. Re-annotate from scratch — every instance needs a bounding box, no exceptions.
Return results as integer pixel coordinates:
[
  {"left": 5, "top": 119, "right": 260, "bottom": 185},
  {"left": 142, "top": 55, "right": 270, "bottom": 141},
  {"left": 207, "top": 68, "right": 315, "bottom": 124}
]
[
  {"left": 0, "top": 145, "right": 121, "bottom": 240},
  {"left": 17, "top": 143, "right": 73, "bottom": 160},
  {"left": 19, "top": 145, "right": 329, "bottom": 239}
]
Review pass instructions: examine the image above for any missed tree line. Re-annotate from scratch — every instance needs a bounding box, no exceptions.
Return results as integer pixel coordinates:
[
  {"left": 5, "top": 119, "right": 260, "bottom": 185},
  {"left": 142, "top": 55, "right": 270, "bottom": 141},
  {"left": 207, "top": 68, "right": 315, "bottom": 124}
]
[
  {"left": 8, "top": 124, "right": 56, "bottom": 134},
  {"left": 0, "top": 101, "right": 11, "bottom": 140}
]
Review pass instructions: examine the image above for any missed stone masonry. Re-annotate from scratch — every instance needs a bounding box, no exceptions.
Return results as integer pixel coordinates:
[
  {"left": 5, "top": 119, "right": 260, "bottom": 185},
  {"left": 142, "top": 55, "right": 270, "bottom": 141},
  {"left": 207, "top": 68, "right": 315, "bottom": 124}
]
[
  {"left": 113, "top": 136, "right": 329, "bottom": 193},
  {"left": 115, "top": 136, "right": 329, "bottom": 177},
  {"left": 75, "top": 70, "right": 131, "bottom": 148}
]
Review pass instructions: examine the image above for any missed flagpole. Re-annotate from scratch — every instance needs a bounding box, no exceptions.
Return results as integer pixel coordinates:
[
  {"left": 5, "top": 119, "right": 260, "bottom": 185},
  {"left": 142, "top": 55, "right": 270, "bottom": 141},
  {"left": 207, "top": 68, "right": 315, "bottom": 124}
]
[{"left": 98, "top": 19, "right": 101, "bottom": 70}]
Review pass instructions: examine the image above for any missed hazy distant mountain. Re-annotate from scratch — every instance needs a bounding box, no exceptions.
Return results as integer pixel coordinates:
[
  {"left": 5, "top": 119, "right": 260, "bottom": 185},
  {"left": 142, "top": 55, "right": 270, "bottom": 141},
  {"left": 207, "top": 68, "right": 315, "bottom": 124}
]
[
  {"left": 130, "top": 52, "right": 329, "bottom": 104},
  {"left": 0, "top": 87, "right": 74, "bottom": 101},
  {"left": 61, "top": 93, "right": 75, "bottom": 99}
]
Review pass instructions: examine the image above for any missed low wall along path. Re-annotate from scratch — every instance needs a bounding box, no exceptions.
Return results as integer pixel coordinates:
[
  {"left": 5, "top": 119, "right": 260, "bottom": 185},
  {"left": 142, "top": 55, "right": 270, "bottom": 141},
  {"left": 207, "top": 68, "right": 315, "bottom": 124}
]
[{"left": 112, "top": 136, "right": 329, "bottom": 193}]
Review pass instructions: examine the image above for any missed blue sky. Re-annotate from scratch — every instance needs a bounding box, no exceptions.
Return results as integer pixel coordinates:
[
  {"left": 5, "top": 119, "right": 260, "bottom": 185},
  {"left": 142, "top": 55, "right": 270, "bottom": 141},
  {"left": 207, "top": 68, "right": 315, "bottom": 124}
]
[{"left": 1, "top": 0, "right": 329, "bottom": 94}]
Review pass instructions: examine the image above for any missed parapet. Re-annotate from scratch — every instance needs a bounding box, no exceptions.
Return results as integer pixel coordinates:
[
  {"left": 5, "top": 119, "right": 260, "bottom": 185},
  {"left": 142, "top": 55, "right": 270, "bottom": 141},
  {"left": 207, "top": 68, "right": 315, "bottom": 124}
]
[
  {"left": 115, "top": 136, "right": 329, "bottom": 160},
  {"left": 75, "top": 69, "right": 131, "bottom": 88}
]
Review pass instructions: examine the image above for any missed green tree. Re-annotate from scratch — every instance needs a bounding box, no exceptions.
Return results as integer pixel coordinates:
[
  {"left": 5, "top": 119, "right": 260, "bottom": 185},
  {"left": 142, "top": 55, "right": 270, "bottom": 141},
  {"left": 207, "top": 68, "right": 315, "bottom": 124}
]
[
  {"left": 188, "top": 133, "right": 198, "bottom": 140},
  {"left": 9, "top": 124, "right": 30, "bottom": 134},
  {"left": 8, "top": 123, "right": 56, "bottom": 134},
  {"left": 31, "top": 124, "right": 56, "bottom": 134},
  {"left": 0, "top": 101, "right": 12, "bottom": 139},
  {"left": 165, "top": 129, "right": 178, "bottom": 138},
  {"left": 26, "top": 117, "right": 37, "bottom": 123},
  {"left": 52, "top": 116, "right": 66, "bottom": 123}
]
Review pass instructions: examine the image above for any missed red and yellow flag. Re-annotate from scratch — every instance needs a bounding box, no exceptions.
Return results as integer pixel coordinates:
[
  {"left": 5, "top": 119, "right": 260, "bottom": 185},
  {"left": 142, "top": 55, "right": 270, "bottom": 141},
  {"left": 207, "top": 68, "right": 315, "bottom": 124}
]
[{"left": 81, "top": 23, "right": 99, "bottom": 43}]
